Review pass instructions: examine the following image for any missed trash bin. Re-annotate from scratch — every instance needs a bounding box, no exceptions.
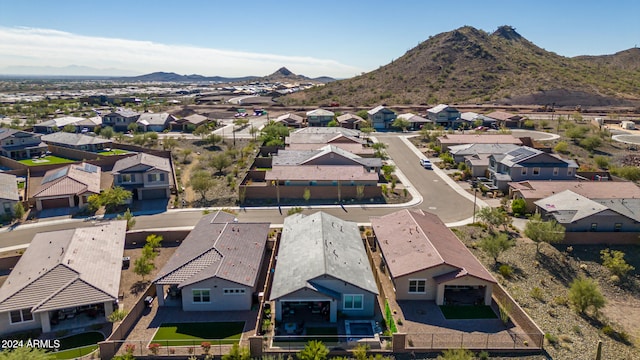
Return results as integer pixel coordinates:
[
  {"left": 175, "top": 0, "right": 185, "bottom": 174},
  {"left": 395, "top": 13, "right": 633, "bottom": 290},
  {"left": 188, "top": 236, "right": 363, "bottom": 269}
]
[
  {"left": 122, "top": 257, "right": 130, "bottom": 270},
  {"left": 144, "top": 296, "right": 154, "bottom": 308}
]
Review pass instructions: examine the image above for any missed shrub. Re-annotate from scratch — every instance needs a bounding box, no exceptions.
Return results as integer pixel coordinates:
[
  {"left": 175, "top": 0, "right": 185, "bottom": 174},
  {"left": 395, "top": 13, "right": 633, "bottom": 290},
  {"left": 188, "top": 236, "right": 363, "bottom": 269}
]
[
  {"left": 498, "top": 264, "right": 513, "bottom": 278},
  {"left": 201, "top": 341, "right": 212, "bottom": 354},
  {"left": 511, "top": 198, "right": 526, "bottom": 216},
  {"left": 594, "top": 155, "right": 610, "bottom": 169},
  {"left": 545, "top": 333, "right": 558, "bottom": 346},
  {"left": 437, "top": 348, "right": 474, "bottom": 360},
  {"left": 568, "top": 277, "right": 605, "bottom": 315},
  {"left": 554, "top": 141, "right": 569, "bottom": 154},
  {"left": 600, "top": 248, "right": 635, "bottom": 278},
  {"left": 523, "top": 119, "right": 535, "bottom": 128},
  {"left": 530, "top": 287, "right": 545, "bottom": 302},
  {"left": 148, "top": 343, "right": 161, "bottom": 355}
]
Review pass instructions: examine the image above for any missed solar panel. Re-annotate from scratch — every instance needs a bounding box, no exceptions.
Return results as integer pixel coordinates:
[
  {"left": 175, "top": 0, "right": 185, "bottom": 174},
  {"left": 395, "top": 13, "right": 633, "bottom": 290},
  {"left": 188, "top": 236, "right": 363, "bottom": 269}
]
[
  {"left": 42, "top": 167, "right": 69, "bottom": 184},
  {"left": 75, "top": 163, "right": 98, "bottom": 173}
]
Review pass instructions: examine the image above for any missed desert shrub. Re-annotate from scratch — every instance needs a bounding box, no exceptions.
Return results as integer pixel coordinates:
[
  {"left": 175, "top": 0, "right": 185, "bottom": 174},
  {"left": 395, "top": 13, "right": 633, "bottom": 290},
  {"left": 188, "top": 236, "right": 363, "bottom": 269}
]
[
  {"left": 511, "top": 198, "right": 526, "bottom": 216},
  {"left": 554, "top": 141, "right": 569, "bottom": 154},
  {"left": 498, "top": 264, "right": 513, "bottom": 278},
  {"left": 530, "top": 287, "right": 545, "bottom": 302},
  {"left": 600, "top": 248, "right": 635, "bottom": 278}
]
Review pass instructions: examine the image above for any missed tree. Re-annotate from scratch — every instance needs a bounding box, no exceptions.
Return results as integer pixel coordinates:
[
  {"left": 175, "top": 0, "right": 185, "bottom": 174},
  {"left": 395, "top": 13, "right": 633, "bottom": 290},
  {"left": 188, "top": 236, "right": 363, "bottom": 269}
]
[
  {"left": 437, "top": 348, "right": 474, "bottom": 360},
  {"left": 134, "top": 256, "right": 153, "bottom": 281},
  {"left": 233, "top": 118, "right": 249, "bottom": 128},
  {"left": 142, "top": 244, "right": 157, "bottom": 260},
  {"left": 371, "top": 142, "right": 387, "bottom": 158},
  {"left": 381, "top": 164, "right": 395, "bottom": 181},
  {"left": 145, "top": 132, "right": 158, "bottom": 146},
  {"left": 360, "top": 126, "right": 374, "bottom": 140},
  {"left": 476, "top": 207, "right": 510, "bottom": 233},
  {"left": 479, "top": 232, "right": 515, "bottom": 264},
  {"left": 553, "top": 141, "right": 569, "bottom": 154},
  {"left": 579, "top": 136, "right": 602, "bottom": 151},
  {"left": 206, "top": 133, "right": 223, "bottom": 147},
  {"left": 193, "top": 124, "right": 210, "bottom": 139},
  {"left": 565, "top": 126, "right": 589, "bottom": 143},
  {"left": 259, "top": 122, "right": 290, "bottom": 146},
  {"left": 132, "top": 134, "right": 146, "bottom": 145},
  {"left": 600, "top": 249, "right": 635, "bottom": 278},
  {"left": 356, "top": 110, "right": 369, "bottom": 120},
  {"left": 0, "top": 346, "right": 55, "bottom": 359},
  {"left": 392, "top": 118, "right": 411, "bottom": 132},
  {"left": 181, "top": 148, "right": 192, "bottom": 163},
  {"left": 210, "top": 153, "right": 231, "bottom": 174},
  {"left": 146, "top": 234, "right": 163, "bottom": 251},
  {"left": 87, "top": 193, "right": 102, "bottom": 213},
  {"left": 62, "top": 124, "right": 76, "bottom": 133},
  {"left": 298, "top": 340, "right": 329, "bottom": 360},
  {"left": 101, "top": 126, "right": 114, "bottom": 140},
  {"left": 127, "top": 122, "right": 139, "bottom": 133},
  {"left": 524, "top": 213, "right": 565, "bottom": 253},
  {"left": 327, "top": 119, "right": 339, "bottom": 127},
  {"left": 101, "top": 187, "right": 133, "bottom": 212},
  {"left": 568, "top": 277, "right": 605, "bottom": 316},
  {"left": 190, "top": 170, "right": 215, "bottom": 202},
  {"left": 222, "top": 343, "right": 251, "bottom": 360},
  {"left": 162, "top": 136, "right": 178, "bottom": 151},
  {"left": 510, "top": 198, "right": 526, "bottom": 216},
  {"left": 12, "top": 202, "right": 25, "bottom": 220},
  {"left": 116, "top": 208, "right": 136, "bottom": 230}
]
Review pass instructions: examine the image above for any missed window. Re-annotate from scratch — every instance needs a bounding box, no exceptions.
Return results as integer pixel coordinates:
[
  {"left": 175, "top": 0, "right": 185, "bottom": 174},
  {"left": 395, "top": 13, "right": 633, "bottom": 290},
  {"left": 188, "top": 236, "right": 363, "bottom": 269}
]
[
  {"left": 408, "top": 279, "right": 426, "bottom": 294},
  {"left": 553, "top": 167, "right": 559, "bottom": 176},
  {"left": 9, "top": 309, "right": 33, "bottom": 324},
  {"left": 568, "top": 168, "right": 573, "bottom": 176},
  {"left": 614, "top": 223, "right": 622, "bottom": 232},
  {"left": 521, "top": 168, "right": 527, "bottom": 175},
  {"left": 3, "top": 202, "right": 11, "bottom": 213},
  {"left": 120, "top": 174, "right": 134, "bottom": 183},
  {"left": 192, "top": 289, "right": 210, "bottom": 303},
  {"left": 533, "top": 167, "right": 540, "bottom": 176},
  {"left": 343, "top": 294, "right": 363, "bottom": 310},
  {"left": 148, "top": 173, "right": 165, "bottom": 182},
  {"left": 223, "top": 288, "right": 246, "bottom": 295},
  {"left": 591, "top": 223, "right": 598, "bottom": 231}
]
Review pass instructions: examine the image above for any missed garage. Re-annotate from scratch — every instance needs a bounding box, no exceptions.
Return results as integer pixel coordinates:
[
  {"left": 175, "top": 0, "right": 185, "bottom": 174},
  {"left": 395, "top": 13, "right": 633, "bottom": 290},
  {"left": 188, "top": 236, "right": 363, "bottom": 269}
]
[
  {"left": 40, "top": 197, "right": 71, "bottom": 209},
  {"left": 141, "top": 188, "right": 168, "bottom": 200}
]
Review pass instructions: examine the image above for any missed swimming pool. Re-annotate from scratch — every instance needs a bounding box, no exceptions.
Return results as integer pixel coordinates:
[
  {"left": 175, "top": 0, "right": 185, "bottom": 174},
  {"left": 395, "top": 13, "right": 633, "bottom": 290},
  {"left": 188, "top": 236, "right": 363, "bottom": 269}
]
[{"left": 345, "top": 320, "right": 379, "bottom": 338}]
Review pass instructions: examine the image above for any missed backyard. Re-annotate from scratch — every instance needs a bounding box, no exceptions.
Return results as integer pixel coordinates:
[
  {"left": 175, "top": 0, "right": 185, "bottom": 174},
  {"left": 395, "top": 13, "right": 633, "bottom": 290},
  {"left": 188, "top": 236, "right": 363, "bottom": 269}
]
[
  {"left": 18, "top": 155, "right": 75, "bottom": 166},
  {"left": 97, "top": 149, "right": 131, "bottom": 156},
  {"left": 151, "top": 321, "right": 245, "bottom": 346},
  {"left": 51, "top": 331, "right": 105, "bottom": 359}
]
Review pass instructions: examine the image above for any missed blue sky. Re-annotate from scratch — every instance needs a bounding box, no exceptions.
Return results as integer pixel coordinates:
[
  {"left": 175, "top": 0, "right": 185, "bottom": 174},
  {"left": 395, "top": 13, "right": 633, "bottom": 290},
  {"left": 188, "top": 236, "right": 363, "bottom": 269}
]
[{"left": 0, "top": 0, "right": 638, "bottom": 77}]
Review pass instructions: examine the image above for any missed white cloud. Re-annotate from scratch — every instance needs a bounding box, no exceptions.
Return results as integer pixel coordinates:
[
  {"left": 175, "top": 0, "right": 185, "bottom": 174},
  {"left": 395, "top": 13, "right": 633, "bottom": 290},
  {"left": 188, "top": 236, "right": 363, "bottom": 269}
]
[{"left": 0, "top": 27, "right": 362, "bottom": 78}]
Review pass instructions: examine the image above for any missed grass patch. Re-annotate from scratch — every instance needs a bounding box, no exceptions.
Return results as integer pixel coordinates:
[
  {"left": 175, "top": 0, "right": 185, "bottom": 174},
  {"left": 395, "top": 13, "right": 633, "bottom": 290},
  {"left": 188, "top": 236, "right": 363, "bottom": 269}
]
[
  {"left": 439, "top": 305, "right": 498, "bottom": 319},
  {"left": 385, "top": 300, "right": 398, "bottom": 333},
  {"left": 152, "top": 322, "right": 244, "bottom": 346},
  {"left": 98, "top": 149, "right": 130, "bottom": 156},
  {"left": 50, "top": 331, "right": 104, "bottom": 359},
  {"left": 52, "top": 345, "right": 98, "bottom": 359},
  {"left": 19, "top": 156, "right": 75, "bottom": 166}
]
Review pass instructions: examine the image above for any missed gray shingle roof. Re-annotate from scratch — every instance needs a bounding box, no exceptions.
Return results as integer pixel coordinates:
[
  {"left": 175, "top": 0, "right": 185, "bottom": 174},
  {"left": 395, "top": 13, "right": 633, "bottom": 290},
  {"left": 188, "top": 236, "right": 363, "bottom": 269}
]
[
  {"left": 270, "top": 212, "right": 378, "bottom": 300},
  {"left": 0, "top": 221, "right": 126, "bottom": 313},
  {"left": 137, "top": 113, "right": 173, "bottom": 126},
  {"left": 154, "top": 211, "right": 269, "bottom": 288},
  {"left": 306, "top": 109, "right": 335, "bottom": 117},
  {"left": 273, "top": 145, "right": 381, "bottom": 168},
  {"left": 42, "top": 132, "right": 111, "bottom": 147},
  {"left": 0, "top": 173, "right": 19, "bottom": 201},
  {"left": 112, "top": 153, "right": 171, "bottom": 174},
  {"left": 535, "top": 190, "right": 640, "bottom": 223}
]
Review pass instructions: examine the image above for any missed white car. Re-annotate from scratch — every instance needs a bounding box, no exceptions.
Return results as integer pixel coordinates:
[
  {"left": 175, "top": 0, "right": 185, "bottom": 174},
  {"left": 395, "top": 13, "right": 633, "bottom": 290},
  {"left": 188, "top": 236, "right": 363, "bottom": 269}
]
[{"left": 420, "top": 158, "right": 432, "bottom": 169}]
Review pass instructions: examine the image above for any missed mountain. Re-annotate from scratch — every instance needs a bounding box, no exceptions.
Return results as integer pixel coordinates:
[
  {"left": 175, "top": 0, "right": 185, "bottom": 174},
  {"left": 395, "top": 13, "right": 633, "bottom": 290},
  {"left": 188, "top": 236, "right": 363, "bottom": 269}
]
[
  {"left": 280, "top": 26, "right": 640, "bottom": 107},
  {"left": 113, "top": 71, "right": 259, "bottom": 83},
  {"left": 0, "top": 65, "right": 138, "bottom": 77}
]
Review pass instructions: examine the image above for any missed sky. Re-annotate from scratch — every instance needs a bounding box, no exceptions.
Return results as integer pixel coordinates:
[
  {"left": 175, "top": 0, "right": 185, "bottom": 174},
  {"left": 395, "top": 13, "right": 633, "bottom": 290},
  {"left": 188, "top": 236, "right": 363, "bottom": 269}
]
[{"left": 0, "top": 0, "right": 638, "bottom": 78}]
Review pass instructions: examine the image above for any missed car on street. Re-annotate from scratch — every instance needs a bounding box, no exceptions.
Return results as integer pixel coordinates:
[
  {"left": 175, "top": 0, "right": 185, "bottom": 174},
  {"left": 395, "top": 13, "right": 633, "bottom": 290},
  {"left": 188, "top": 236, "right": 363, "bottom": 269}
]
[{"left": 420, "top": 158, "right": 432, "bottom": 169}]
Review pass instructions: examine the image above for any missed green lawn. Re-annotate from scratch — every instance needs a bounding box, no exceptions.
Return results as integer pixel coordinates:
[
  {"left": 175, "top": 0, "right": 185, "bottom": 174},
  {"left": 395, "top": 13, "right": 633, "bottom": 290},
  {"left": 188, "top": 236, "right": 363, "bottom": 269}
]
[
  {"left": 98, "top": 149, "right": 130, "bottom": 156},
  {"left": 151, "top": 322, "right": 244, "bottom": 346},
  {"left": 53, "top": 345, "right": 98, "bottom": 359},
  {"left": 18, "top": 155, "right": 75, "bottom": 166},
  {"left": 439, "top": 305, "right": 498, "bottom": 319},
  {"left": 51, "top": 331, "right": 104, "bottom": 359}
]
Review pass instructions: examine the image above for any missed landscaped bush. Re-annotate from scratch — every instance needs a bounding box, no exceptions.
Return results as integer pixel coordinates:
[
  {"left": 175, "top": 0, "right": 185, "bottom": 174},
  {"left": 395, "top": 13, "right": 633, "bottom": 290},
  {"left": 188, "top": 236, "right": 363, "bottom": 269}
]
[{"left": 498, "top": 264, "right": 513, "bottom": 278}]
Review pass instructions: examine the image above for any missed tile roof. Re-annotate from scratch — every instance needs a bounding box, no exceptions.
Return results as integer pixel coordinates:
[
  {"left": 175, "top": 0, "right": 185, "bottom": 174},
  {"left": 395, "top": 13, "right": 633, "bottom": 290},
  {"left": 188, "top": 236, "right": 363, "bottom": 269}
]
[
  {"left": 535, "top": 190, "right": 640, "bottom": 223},
  {"left": 42, "top": 132, "right": 111, "bottom": 147},
  {"left": 397, "top": 113, "right": 432, "bottom": 123},
  {"left": 306, "top": 108, "right": 335, "bottom": 117},
  {"left": 276, "top": 113, "right": 304, "bottom": 124},
  {"left": 154, "top": 211, "right": 269, "bottom": 288},
  {"left": 112, "top": 153, "right": 171, "bottom": 174},
  {"left": 337, "top": 113, "right": 366, "bottom": 124},
  {"left": 0, "top": 173, "right": 19, "bottom": 201},
  {"left": 273, "top": 145, "right": 381, "bottom": 168},
  {"left": 137, "top": 112, "right": 173, "bottom": 126},
  {"left": 509, "top": 180, "right": 640, "bottom": 200},
  {"left": 265, "top": 165, "right": 379, "bottom": 182},
  {"left": 287, "top": 143, "right": 374, "bottom": 155},
  {"left": 0, "top": 221, "right": 126, "bottom": 313},
  {"left": 290, "top": 127, "right": 361, "bottom": 137},
  {"left": 286, "top": 132, "right": 364, "bottom": 146},
  {"left": 438, "top": 134, "right": 523, "bottom": 146},
  {"left": 270, "top": 212, "right": 378, "bottom": 300},
  {"left": 34, "top": 163, "right": 101, "bottom": 198},
  {"left": 486, "top": 111, "right": 522, "bottom": 121},
  {"left": 183, "top": 114, "right": 209, "bottom": 125},
  {"left": 371, "top": 209, "right": 496, "bottom": 283}
]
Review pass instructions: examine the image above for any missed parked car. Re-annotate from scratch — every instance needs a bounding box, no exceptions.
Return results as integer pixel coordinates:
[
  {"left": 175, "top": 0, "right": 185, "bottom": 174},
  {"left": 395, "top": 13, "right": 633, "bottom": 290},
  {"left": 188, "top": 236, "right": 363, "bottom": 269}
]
[{"left": 420, "top": 158, "right": 432, "bottom": 169}]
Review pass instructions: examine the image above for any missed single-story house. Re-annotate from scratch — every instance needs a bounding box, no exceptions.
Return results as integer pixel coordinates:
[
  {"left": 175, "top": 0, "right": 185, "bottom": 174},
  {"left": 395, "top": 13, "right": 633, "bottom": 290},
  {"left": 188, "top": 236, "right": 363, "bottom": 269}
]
[
  {"left": 535, "top": 190, "right": 640, "bottom": 232},
  {"left": 337, "top": 113, "right": 367, "bottom": 130},
  {"left": 273, "top": 145, "right": 381, "bottom": 174},
  {"left": 154, "top": 211, "right": 270, "bottom": 311},
  {"left": 367, "top": 105, "right": 396, "bottom": 130},
  {"left": 0, "top": 173, "right": 20, "bottom": 217},
  {"left": 33, "top": 116, "right": 85, "bottom": 134},
  {"left": 396, "top": 113, "right": 432, "bottom": 131},
  {"left": 41, "top": 132, "right": 112, "bottom": 152},
  {"left": 170, "top": 114, "right": 211, "bottom": 131},
  {"left": 306, "top": 109, "right": 335, "bottom": 127},
  {"left": 285, "top": 127, "right": 373, "bottom": 156},
  {"left": 448, "top": 143, "right": 522, "bottom": 177},
  {"left": 460, "top": 112, "right": 497, "bottom": 128},
  {"left": 509, "top": 180, "right": 640, "bottom": 212},
  {"left": 0, "top": 221, "right": 126, "bottom": 335},
  {"left": 112, "top": 153, "right": 172, "bottom": 200},
  {"left": 33, "top": 163, "right": 101, "bottom": 211},
  {"left": 275, "top": 113, "right": 304, "bottom": 128},
  {"left": 136, "top": 113, "right": 177, "bottom": 132},
  {"left": 437, "top": 134, "right": 523, "bottom": 151},
  {"left": 485, "top": 111, "right": 523, "bottom": 128},
  {"left": 372, "top": 209, "right": 496, "bottom": 305},
  {"left": 270, "top": 212, "right": 379, "bottom": 323}
]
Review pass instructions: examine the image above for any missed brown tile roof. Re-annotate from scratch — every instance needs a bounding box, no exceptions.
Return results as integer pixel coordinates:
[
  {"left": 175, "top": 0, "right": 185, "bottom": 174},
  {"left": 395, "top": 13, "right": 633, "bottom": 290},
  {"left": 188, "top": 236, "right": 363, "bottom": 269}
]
[
  {"left": 265, "top": 165, "right": 379, "bottom": 182},
  {"left": 154, "top": 211, "right": 269, "bottom": 288},
  {"left": 438, "top": 134, "right": 523, "bottom": 146},
  {"left": 371, "top": 209, "right": 496, "bottom": 283},
  {"left": 34, "top": 163, "right": 101, "bottom": 198},
  {"left": 509, "top": 180, "right": 640, "bottom": 200},
  {"left": 0, "top": 221, "right": 126, "bottom": 313},
  {"left": 287, "top": 143, "right": 374, "bottom": 155},
  {"left": 486, "top": 111, "right": 522, "bottom": 121},
  {"left": 337, "top": 113, "right": 366, "bottom": 124}
]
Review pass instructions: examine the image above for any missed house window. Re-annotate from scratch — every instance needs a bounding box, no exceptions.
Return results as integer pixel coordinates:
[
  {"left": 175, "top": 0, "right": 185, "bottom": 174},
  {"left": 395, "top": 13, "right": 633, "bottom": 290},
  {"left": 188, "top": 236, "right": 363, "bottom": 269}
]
[
  {"left": 9, "top": 309, "right": 33, "bottom": 324},
  {"left": 120, "top": 174, "right": 134, "bottom": 183},
  {"left": 343, "top": 294, "right": 364, "bottom": 310},
  {"left": 567, "top": 168, "right": 573, "bottom": 176},
  {"left": 408, "top": 279, "right": 426, "bottom": 294},
  {"left": 192, "top": 289, "right": 210, "bottom": 303},
  {"left": 614, "top": 223, "right": 622, "bottom": 232},
  {"left": 590, "top": 223, "right": 598, "bottom": 231},
  {"left": 148, "top": 173, "right": 165, "bottom": 182},
  {"left": 521, "top": 168, "right": 527, "bottom": 175},
  {"left": 3, "top": 202, "right": 11, "bottom": 213},
  {"left": 533, "top": 167, "right": 540, "bottom": 176},
  {"left": 553, "top": 167, "right": 559, "bottom": 176},
  {"left": 223, "top": 288, "right": 246, "bottom": 295}
]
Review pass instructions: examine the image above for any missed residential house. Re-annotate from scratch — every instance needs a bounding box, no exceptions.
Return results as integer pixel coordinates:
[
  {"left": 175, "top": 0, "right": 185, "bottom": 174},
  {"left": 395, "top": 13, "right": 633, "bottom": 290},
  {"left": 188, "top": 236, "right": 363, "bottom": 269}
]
[
  {"left": 396, "top": 113, "right": 432, "bottom": 131},
  {"left": 275, "top": 113, "right": 304, "bottom": 128},
  {"left": 337, "top": 113, "right": 367, "bottom": 130},
  {"left": 42, "top": 132, "right": 112, "bottom": 152},
  {"left": 488, "top": 146, "right": 578, "bottom": 191},
  {"left": 535, "top": 190, "right": 640, "bottom": 232},
  {"left": 0, "top": 221, "right": 126, "bottom": 335},
  {"left": 154, "top": 211, "right": 269, "bottom": 311},
  {"left": 170, "top": 114, "right": 211, "bottom": 131},
  {"left": 33, "top": 163, "right": 101, "bottom": 211},
  {"left": 272, "top": 145, "right": 381, "bottom": 174},
  {"left": 101, "top": 109, "right": 140, "bottom": 132},
  {"left": 112, "top": 153, "right": 172, "bottom": 200},
  {"left": 426, "top": 104, "right": 460, "bottom": 128},
  {"left": 437, "top": 134, "right": 523, "bottom": 151},
  {"left": 0, "top": 129, "right": 48, "bottom": 160},
  {"left": 74, "top": 116, "right": 102, "bottom": 133},
  {"left": 486, "top": 111, "right": 523, "bottom": 128},
  {"left": 367, "top": 105, "right": 396, "bottom": 130},
  {"left": 285, "top": 127, "right": 373, "bottom": 156},
  {"left": 447, "top": 143, "right": 522, "bottom": 177},
  {"left": 460, "top": 112, "right": 497, "bottom": 129},
  {"left": 33, "top": 116, "right": 85, "bottom": 134},
  {"left": 270, "top": 212, "right": 379, "bottom": 323},
  {"left": 0, "top": 173, "right": 19, "bottom": 217},
  {"left": 372, "top": 209, "right": 496, "bottom": 305},
  {"left": 136, "top": 112, "right": 177, "bottom": 132},
  {"left": 306, "top": 109, "right": 335, "bottom": 127},
  {"left": 509, "top": 180, "right": 640, "bottom": 212}
]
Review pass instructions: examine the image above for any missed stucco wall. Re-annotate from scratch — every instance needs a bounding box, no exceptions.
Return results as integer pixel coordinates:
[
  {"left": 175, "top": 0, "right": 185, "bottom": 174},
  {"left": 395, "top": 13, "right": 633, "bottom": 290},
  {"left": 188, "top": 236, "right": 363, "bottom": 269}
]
[{"left": 181, "top": 278, "right": 252, "bottom": 312}]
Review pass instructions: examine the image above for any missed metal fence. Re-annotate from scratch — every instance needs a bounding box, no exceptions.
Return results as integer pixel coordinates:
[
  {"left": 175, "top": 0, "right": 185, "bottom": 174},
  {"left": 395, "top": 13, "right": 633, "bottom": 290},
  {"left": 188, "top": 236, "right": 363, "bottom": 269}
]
[
  {"left": 101, "top": 339, "right": 237, "bottom": 358},
  {"left": 404, "top": 332, "right": 544, "bottom": 350}
]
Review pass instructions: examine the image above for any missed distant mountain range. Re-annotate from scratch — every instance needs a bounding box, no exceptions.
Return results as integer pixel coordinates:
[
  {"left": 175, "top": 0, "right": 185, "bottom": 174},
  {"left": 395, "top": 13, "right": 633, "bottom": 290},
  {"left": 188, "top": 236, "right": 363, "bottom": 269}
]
[
  {"left": 113, "top": 67, "right": 335, "bottom": 84},
  {"left": 281, "top": 25, "right": 640, "bottom": 107}
]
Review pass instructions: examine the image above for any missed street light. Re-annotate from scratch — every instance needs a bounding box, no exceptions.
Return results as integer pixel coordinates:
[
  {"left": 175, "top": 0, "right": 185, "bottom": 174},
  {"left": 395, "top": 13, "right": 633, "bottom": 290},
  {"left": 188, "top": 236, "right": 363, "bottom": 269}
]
[{"left": 472, "top": 181, "right": 478, "bottom": 223}]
